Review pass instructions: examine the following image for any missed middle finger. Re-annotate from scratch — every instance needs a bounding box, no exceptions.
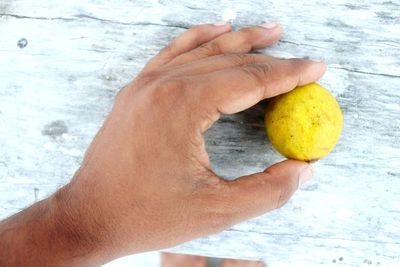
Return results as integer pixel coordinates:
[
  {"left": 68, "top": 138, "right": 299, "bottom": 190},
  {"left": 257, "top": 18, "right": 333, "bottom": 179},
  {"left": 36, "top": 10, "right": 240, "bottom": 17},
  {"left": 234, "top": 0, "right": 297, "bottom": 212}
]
[
  {"left": 165, "top": 22, "right": 282, "bottom": 67},
  {"left": 167, "top": 53, "right": 274, "bottom": 77}
]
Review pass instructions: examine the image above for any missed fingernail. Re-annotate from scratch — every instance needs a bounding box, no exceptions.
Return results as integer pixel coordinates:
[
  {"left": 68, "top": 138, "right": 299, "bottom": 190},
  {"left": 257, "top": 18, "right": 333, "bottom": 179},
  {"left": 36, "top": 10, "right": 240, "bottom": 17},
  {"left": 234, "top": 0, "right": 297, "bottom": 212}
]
[
  {"left": 304, "top": 56, "right": 325, "bottom": 63},
  {"left": 213, "top": 21, "right": 229, "bottom": 26},
  {"left": 298, "top": 164, "right": 313, "bottom": 187},
  {"left": 259, "top": 21, "right": 279, "bottom": 29},
  {"left": 311, "top": 58, "right": 325, "bottom": 63}
]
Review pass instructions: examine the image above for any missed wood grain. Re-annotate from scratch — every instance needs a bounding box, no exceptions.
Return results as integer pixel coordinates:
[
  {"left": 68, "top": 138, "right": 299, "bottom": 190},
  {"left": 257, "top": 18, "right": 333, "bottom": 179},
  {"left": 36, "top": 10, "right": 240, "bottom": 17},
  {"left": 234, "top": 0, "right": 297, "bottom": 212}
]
[{"left": 0, "top": 0, "right": 399, "bottom": 266}]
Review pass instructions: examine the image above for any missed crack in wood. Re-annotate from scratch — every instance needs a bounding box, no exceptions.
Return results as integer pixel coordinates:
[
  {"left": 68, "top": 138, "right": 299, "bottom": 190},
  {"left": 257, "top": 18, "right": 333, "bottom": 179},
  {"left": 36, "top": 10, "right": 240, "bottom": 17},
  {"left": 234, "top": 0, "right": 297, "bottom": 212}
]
[
  {"left": 330, "top": 66, "right": 400, "bottom": 78},
  {"left": 226, "top": 228, "right": 400, "bottom": 245},
  {"left": 0, "top": 13, "right": 74, "bottom": 21},
  {"left": 0, "top": 13, "right": 189, "bottom": 29},
  {"left": 280, "top": 40, "right": 328, "bottom": 49},
  {"left": 0, "top": 161, "right": 8, "bottom": 167},
  {"left": 73, "top": 14, "right": 189, "bottom": 29},
  {"left": 377, "top": 40, "right": 400, "bottom": 48}
]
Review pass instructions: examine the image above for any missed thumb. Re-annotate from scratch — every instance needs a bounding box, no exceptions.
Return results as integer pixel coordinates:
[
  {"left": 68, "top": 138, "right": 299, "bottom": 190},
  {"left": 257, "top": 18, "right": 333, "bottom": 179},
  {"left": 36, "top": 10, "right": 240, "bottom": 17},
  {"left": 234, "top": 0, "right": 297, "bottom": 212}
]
[{"left": 223, "top": 160, "right": 313, "bottom": 223}]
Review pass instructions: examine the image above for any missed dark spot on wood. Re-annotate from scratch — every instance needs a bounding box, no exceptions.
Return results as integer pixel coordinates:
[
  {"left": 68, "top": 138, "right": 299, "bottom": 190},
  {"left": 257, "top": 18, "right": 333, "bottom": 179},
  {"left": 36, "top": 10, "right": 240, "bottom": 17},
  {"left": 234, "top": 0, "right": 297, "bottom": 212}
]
[
  {"left": 335, "top": 46, "right": 347, "bottom": 53},
  {"left": 0, "top": 1, "right": 10, "bottom": 14},
  {"left": 382, "top": 1, "right": 400, "bottom": 7},
  {"left": 68, "top": 75, "right": 77, "bottom": 82},
  {"left": 101, "top": 73, "right": 118, "bottom": 82},
  {"left": 42, "top": 120, "right": 68, "bottom": 137},
  {"left": 218, "top": 116, "right": 236, "bottom": 124},
  {"left": 325, "top": 19, "right": 355, "bottom": 29},
  {"left": 34, "top": 187, "right": 39, "bottom": 202},
  {"left": 232, "top": 148, "right": 245, "bottom": 153},
  {"left": 375, "top": 11, "right": 397, "bottom": 21},
  {"left": 324, "top": 37, "right": 335, "bottom": 42},
  {"left": 17, "top": 38, "right": 28, "bottom": 48},
  {"left": 343, "top": 3, "right": 368, "bottom": 10},
  {"left": 304, "top": 35, "right": 315, "bottom": 41},
  {"left": 344, "top": 4, "right": 358, "bottom": 9},
  {"left": 302, "top": 183, "right": 318, "bottom": 191}
]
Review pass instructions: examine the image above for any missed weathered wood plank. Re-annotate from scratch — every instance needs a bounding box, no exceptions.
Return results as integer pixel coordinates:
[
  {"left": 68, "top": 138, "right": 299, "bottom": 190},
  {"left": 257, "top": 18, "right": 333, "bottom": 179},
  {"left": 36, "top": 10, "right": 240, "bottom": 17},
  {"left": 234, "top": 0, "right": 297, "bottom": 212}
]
[{"left": 0, "top": 0, "right": 399, "bottom": 265}]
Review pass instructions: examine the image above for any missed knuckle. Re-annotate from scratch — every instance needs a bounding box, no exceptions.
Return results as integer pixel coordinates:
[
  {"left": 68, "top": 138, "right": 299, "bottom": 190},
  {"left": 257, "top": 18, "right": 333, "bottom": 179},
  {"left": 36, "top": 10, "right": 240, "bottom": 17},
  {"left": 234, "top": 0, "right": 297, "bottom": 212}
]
[
  {"left": 194, "top": 170, "right": 222, "bottom": 188},
  {"left": 162, "top": 24, "right": 209, "bottom": 55},
  {"left": 272, "top": 180, "right": 296, "bottom": 209},
  {"left": 242, "top": 63, "right": 273, "bottom": 92},
  {"left": 250, "top": 62, "right": 273, "bottom": 77},
  {"left": 205, "top": 200, "right": 234, "bottom": 233},
  {"left": 229, "top": 53, "right": 256, "bottom": 66},
  {"left": 184, "top": 25, "right": 210, "bottom": 45},
  {"left": 237, "top": 28, "right": 256, "bottom": 50},
  {"left": 137, "top": 70, "right": 161, "bottom": 86},
  {"left": 160, "top": 39, "right": 178, "bottom": 55},
  {"left": 149, "top": 78, "right": 187, "bottom": 104},
  {"left": 275, "top": 187, "right": 290, "bottom": 209},
  {"left": 287, "top": 58, "right": 303, "bottom": 74},
  {"left": 208, "top": 213, "right": 231, "bottom": 233},
  {"left": 197, "top": 41, "right": 222, "bottom": 56},
  {"left": 194, "top": 181, "right": 235, "bottom": 233},
  {"left": 189, "top": 24, "right": 206, "bottom": 34}
]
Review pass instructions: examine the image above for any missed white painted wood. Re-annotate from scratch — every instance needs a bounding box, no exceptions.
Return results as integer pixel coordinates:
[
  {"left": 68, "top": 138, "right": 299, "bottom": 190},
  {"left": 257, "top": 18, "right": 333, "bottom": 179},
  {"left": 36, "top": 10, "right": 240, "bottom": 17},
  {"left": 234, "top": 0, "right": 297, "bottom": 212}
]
[
  {"left": 102, "top": 252, "right": 160, "bottom": 267},
  {"left": 1, "top": 0, "right": 399, "bottom": 266}
]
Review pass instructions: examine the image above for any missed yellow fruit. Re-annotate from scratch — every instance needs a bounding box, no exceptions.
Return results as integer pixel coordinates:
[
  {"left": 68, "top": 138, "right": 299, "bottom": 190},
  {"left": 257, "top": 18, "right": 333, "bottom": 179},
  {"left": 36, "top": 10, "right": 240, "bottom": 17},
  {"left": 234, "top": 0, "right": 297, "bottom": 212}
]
[{"left": 264, "top": 83, "right": 342, "bottom": 161}]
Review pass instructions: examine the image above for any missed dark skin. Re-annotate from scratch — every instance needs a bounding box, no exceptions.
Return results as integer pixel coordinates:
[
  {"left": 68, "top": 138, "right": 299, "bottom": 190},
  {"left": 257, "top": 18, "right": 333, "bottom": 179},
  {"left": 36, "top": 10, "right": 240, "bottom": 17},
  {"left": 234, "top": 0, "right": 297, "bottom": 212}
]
[{"left": 0, "top": 22, "right": 323, "bottom": 267}]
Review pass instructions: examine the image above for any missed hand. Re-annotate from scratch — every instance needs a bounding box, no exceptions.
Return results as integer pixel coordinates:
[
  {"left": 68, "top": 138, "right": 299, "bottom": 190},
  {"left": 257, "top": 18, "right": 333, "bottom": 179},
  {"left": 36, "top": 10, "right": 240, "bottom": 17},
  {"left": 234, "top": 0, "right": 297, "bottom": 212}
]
[{"left": 0, "top": 22, "right": 325, "bottom": 266}]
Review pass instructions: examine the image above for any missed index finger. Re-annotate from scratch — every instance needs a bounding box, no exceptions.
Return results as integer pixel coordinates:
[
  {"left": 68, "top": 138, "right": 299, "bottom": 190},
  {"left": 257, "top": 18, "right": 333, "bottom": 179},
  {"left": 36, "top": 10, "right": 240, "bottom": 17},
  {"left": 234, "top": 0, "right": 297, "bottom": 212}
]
[{"left": 191, "top": 58, "right": 326, "bottom": 130}]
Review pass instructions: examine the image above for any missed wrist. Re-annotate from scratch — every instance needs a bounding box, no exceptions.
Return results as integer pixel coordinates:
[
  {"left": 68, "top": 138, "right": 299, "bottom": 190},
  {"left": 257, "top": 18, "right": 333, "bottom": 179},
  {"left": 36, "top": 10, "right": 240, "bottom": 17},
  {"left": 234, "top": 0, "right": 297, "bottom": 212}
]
[
  {"left": 0, "top": 197, "right": 59, "bottom": 266},
  {"left": 47, "top": 182, "right": 118, "bottom": 266},
  {"left": 0, "top": 182, "right": 116, "bottom": 267}
]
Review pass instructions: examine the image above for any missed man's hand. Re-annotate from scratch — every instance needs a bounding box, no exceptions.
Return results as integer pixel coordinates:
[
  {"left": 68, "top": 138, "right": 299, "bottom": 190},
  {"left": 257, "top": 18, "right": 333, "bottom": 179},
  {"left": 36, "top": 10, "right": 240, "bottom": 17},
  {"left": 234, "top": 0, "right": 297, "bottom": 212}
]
[{"left": 0, "top": 22, "right": 325, "bottom": 266}]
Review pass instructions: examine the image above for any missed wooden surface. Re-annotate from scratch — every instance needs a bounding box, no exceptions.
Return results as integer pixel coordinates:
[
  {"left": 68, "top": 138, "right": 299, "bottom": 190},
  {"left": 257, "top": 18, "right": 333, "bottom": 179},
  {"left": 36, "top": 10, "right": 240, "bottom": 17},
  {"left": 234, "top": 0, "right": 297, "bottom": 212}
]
[{"left": 1, "top": 0, "right": 400, "bottom": 266}]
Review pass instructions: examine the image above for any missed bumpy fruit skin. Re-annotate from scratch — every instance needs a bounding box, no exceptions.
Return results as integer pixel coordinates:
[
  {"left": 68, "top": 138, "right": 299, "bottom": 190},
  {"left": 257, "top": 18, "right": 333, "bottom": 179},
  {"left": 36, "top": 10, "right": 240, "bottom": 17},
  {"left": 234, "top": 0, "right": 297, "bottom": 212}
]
[{"left": 265, "top": 83, "right": 343, "bottom": 161}]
